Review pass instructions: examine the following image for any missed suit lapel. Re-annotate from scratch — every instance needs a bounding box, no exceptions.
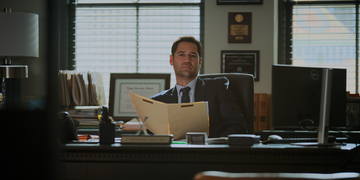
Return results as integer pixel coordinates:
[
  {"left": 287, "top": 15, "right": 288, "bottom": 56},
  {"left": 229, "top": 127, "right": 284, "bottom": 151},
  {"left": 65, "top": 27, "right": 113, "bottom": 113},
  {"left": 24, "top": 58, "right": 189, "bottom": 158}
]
[
  {"left": 165, "top": 87, "right": 178, "bottom": 103},
  {"left": 195, "top": 77, "right": 206, "bottom": 102}
]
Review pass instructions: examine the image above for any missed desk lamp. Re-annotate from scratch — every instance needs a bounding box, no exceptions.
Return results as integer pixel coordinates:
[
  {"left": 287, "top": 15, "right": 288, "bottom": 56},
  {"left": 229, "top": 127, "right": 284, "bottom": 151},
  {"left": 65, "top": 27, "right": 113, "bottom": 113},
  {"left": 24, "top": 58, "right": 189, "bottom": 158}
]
[{"left": 0, "top": 8, "right": 39, "bottom": 109}]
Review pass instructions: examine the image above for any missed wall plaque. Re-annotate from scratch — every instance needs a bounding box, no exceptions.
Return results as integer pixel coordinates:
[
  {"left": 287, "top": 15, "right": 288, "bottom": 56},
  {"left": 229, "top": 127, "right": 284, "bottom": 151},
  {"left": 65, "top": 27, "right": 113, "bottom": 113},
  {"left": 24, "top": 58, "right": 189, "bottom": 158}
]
[
  {"left": 221, "top": 50, "right": 259, "bottom": 81},
  {"left": 228, "top": 12, "right": 252, "bottom": 43}
]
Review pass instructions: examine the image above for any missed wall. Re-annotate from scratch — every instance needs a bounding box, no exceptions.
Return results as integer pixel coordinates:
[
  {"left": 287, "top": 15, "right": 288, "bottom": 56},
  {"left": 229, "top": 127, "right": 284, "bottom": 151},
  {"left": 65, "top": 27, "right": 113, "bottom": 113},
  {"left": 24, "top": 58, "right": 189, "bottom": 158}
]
[
  {"left": 0, "top": 0, "right": 48, "bottom": 108},
  {"left": 204, "top": 0, "right": 278, "bottom": 94}
]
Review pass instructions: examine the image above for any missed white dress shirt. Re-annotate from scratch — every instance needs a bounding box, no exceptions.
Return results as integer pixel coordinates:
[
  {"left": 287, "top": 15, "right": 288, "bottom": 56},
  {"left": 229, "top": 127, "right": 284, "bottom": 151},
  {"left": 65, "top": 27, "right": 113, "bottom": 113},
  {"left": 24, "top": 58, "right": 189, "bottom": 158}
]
[{"left": 175, "top": 77, "right": 197, "bottom": 103}]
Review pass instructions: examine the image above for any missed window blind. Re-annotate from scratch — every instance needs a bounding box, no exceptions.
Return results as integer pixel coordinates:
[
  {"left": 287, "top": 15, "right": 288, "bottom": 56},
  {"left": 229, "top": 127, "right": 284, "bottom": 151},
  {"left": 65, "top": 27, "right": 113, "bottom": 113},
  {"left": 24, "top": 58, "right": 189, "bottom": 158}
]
[
  {"left": 73, "top": 0, "right": 202, "bottom": 104},
  {"left": 291, "top": 2, "right": 359, "bottom": 93}
]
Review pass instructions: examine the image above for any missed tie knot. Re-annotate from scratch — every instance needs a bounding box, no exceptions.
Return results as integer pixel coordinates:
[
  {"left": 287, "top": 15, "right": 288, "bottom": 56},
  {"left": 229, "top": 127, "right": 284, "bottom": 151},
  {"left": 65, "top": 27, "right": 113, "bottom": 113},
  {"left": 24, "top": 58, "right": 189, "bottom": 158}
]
[{"left": 181, "top": 87, "right": 191, "bottom": 93}]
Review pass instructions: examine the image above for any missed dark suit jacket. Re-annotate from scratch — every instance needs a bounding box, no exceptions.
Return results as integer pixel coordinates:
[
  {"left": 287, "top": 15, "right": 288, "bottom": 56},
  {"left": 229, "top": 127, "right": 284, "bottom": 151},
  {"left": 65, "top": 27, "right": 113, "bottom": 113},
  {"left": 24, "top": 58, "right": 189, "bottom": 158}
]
[{"left": 151, "top": 76, "right": 248, "bottom": 138}]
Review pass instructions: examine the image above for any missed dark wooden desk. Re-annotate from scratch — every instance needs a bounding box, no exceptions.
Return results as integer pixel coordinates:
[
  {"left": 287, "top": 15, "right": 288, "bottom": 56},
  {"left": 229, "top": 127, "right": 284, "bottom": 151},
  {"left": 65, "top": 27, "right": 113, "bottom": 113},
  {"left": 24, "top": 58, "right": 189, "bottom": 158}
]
[
  {"left": 58, "top": 143, "right": 358, "bottom": 180},
  {"left": 78, "top": 129, "right": 360, "bottom": 141}
]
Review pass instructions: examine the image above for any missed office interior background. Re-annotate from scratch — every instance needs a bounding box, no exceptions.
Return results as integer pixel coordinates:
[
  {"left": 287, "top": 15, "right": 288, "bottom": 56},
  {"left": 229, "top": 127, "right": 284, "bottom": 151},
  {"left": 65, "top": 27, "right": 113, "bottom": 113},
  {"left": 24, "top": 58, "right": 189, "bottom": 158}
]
[
  {"left": 2, "top": 0, "right": 359, "bottom": 108},
  {"left": 1, "top": 0, "right": 360, "bottom": 179}
]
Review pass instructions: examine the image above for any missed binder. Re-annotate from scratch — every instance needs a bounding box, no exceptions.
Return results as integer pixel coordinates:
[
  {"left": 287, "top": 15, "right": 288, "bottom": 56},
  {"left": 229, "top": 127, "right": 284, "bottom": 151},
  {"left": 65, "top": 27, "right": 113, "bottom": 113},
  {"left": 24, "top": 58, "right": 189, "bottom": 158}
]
[{"left": 58, "top": 71, "right": 106, "bottom": 107}]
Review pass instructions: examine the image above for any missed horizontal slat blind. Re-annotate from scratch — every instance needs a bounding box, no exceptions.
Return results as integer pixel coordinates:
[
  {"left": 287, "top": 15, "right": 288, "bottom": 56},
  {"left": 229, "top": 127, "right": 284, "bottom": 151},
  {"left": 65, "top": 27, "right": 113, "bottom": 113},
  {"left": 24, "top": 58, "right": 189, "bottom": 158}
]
[
  {"left": 292, "top": 3, "right": 358, "bottom": 93},
  {"left": 74, "top": 1, "right": 201, "bottom": 104}
]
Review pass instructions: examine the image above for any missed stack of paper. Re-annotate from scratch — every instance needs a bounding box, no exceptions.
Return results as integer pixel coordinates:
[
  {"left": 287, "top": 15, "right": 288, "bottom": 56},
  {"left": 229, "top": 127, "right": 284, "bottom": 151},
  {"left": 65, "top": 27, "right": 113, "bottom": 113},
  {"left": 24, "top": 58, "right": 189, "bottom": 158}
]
[{"left": 129, "top": 92, "right": 209, "bottom": 140}]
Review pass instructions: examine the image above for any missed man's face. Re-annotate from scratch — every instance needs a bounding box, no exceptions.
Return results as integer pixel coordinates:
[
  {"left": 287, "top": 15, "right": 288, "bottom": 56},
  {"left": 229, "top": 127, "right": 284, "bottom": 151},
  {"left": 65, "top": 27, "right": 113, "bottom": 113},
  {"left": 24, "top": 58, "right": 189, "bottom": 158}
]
[{"left": 170, "top": 41, "right": 202, "bottom": 79}]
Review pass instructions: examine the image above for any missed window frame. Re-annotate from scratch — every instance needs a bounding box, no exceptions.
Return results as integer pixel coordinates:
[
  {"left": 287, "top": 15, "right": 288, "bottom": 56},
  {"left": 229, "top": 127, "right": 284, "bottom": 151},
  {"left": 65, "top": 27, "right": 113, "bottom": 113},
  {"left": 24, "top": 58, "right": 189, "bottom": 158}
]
[{"left": 278, "top": 0, "right": 360, "bottom": 93}]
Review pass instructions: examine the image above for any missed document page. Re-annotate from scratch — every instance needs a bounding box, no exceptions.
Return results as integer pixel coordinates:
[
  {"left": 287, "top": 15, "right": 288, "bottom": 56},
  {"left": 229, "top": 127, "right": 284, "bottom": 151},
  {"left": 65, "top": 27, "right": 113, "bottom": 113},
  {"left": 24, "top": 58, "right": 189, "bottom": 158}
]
[{"left": 129, "top": 92, "right": 209, "bottom": 140}]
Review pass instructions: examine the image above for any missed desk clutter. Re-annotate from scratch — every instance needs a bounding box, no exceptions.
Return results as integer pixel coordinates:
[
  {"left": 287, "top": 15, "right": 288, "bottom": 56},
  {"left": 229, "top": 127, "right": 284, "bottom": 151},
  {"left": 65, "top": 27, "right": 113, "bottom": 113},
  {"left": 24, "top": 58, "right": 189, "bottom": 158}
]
[
  {"left": 58, "top": 70, "right": 106, "bottom": 107},
  {"left": 71, "top": 132, "right": 263, "bottom": 146},
  {"left": 62, "top": 106, "right": 123, "bottom": 130},
  {"left": 63, "top": 106, "right": 102, "bottom": 129},
  {"left": 70, "top": 132, "right": 353, "bottom": 146}
]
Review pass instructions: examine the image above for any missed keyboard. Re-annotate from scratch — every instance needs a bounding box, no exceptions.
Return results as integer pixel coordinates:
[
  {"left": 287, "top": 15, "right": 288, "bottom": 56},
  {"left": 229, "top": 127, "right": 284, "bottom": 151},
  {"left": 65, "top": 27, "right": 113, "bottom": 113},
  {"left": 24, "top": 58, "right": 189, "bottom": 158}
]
[
  {"left": 266, "top": 136, "right": 342, "bottom": 144},
  {"left": 272, "top": 137, "right": 318, "bottom": 144}
]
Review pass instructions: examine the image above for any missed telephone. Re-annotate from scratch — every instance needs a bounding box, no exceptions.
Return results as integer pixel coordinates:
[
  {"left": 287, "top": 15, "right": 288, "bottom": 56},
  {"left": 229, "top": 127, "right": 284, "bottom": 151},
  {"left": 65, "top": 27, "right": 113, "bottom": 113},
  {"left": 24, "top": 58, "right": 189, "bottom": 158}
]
[{"left": 58, "top": 111, "right": 78, "bottom": 143}]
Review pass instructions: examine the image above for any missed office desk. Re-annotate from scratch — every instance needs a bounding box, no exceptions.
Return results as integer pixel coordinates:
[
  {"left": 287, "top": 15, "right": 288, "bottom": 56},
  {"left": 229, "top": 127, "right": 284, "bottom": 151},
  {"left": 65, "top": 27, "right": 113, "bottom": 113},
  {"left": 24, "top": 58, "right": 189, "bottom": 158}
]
[
  {"left": 59, "top": 143, "right": 357, "bottom": 180},
  {"left": 256, "top": 130, "right": 360, "bottom": 141},
  {"left": 78, "top": 129, "right": 360, "bottom": 141},
  {"left": 77, "top": 128, "right": 136, "bottom": 137}
]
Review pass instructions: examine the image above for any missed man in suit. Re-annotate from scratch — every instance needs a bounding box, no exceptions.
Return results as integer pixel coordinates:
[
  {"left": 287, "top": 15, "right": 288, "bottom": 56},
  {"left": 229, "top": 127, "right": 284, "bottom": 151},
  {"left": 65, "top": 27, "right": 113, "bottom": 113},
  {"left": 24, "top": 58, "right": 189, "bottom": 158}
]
[{"left": 151, "top": 36, "right": 247, "bottom": 138}]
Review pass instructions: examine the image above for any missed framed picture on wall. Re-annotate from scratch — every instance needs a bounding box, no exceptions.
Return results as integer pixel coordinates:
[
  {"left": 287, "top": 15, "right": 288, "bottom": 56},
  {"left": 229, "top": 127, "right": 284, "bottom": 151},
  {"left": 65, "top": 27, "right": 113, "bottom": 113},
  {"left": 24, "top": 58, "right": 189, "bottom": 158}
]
[
  {"left": 108, "top": 73, "right": 171, "bottom": 122},
  {"left": 217, "top": 0, "right": 263, "bottom": 5},
  {"left": 221, "top": 50, "right": 260, "bottom": 81},
  {"left": 228, "top": 12, "right": 252, "bottom": 43}
]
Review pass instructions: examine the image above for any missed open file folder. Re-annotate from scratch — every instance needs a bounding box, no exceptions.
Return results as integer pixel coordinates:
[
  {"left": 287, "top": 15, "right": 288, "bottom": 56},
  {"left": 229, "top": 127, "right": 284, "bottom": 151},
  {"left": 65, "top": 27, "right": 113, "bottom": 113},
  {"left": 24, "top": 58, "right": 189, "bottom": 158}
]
[{"left": 129, "top": 92, "right": 209, "bottom": 140}]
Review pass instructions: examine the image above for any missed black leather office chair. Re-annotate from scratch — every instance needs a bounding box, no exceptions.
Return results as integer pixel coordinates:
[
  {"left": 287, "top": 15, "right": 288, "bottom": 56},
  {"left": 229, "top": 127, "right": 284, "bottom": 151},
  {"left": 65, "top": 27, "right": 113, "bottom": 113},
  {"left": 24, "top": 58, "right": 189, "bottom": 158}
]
[
  {"left": 193, "top": 171, "right": 360, "bottom": 180},
  {"left": 199, "top": 73, "right": 255, "bottom": 134}
]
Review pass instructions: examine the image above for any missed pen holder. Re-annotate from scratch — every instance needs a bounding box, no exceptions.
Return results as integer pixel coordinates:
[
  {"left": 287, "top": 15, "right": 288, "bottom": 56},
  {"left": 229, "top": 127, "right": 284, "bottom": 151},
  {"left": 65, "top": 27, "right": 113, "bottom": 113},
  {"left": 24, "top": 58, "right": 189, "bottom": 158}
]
[{"left": 99, "top": 122, "right": 115, "bottom": 145}]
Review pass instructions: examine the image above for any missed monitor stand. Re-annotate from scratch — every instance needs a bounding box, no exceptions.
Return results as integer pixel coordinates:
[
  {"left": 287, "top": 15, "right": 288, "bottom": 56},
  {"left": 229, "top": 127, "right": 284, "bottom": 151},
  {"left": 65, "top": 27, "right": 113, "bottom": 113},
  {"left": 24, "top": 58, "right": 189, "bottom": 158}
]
[{"left": 292, "top": 68, "right": 336, "bottom": 146}]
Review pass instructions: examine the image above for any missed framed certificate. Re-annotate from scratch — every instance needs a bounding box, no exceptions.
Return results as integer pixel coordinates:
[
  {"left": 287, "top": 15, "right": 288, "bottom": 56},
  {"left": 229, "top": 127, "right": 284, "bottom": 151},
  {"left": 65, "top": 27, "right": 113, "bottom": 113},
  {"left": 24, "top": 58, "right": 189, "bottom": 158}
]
[
  {"left": 221, "top": 50, "right": 260, "bottom": 81},
  {"left": 108, "top": 73, "right": 171, "bottom": 121}
]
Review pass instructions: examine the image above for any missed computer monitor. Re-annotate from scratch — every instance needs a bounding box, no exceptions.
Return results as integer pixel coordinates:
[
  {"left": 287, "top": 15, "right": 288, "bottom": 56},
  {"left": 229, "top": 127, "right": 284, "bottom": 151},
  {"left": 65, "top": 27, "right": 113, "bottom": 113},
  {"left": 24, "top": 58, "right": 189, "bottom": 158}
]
[{"left": 271, "top": 65, "right": 347, "bottom": 130}]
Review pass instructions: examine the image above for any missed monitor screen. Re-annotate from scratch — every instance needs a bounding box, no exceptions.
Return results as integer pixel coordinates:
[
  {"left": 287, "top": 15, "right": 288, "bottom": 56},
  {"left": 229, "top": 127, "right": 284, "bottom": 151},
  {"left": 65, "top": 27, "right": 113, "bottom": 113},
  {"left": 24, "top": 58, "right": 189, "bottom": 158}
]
[{"left": 271, "top": 65, "right": 347, "bottom": 130}]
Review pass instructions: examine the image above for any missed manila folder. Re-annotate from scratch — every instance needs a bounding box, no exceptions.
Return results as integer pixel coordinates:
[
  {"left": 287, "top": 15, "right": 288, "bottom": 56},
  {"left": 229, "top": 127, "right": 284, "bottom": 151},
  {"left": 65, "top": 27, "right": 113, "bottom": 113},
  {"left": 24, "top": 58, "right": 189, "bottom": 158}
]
[{"left": 129, "top": 92, "right": 209, "bottom": 140}]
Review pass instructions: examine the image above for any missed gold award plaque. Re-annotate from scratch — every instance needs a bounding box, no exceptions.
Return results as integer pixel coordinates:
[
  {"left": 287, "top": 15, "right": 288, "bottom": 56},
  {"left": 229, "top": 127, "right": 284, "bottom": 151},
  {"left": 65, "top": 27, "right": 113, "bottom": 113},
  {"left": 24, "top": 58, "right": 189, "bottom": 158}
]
[
  {"left": 235, "top": 14, "right": 243, "bottom": 22},
  {"left": 230, "top": 25, "right": 248, "bottom": 36},
  {"left": 228, "top": 12, "right": 251, "bottom": 43}
]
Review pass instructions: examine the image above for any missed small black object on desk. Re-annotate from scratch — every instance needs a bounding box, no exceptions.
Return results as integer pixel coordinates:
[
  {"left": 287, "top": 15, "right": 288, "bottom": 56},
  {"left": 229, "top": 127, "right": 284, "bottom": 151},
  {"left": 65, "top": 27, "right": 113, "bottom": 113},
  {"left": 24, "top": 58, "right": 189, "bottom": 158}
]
[
  {"left": 99, "top": 106, "right": 115, "bottom": 145},
  {"left": 228, "top": 134, "right": 260, "bottom": 146}
]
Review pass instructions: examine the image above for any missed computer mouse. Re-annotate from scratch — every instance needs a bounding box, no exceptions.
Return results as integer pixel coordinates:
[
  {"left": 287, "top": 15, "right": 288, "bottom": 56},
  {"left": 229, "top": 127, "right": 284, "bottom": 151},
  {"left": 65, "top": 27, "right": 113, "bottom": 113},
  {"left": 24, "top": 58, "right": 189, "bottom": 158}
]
[{"left": 268, "top": 134, "right": 283, "bottom": 140}]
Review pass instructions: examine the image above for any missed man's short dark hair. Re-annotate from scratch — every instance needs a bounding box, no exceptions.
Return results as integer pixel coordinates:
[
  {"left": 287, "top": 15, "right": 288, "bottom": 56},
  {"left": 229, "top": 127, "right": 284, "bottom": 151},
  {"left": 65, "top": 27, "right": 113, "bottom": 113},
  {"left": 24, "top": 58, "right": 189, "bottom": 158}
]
[{"left": 171, "top": 36, "right": 202, "bottom": 58}]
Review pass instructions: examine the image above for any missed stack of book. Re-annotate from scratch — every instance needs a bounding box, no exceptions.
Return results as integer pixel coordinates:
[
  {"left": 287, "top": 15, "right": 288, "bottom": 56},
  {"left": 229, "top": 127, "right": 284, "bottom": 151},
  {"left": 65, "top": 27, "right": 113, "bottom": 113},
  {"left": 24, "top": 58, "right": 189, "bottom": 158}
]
[
  {"left": 64, "top": 106, "right": 124, "bottom": 129},
  {"left": 254, "top": 93, "right": 271, "bottom": 131},
  {"left": 65, "top": 106, "right": 102, "bottom": 129}
]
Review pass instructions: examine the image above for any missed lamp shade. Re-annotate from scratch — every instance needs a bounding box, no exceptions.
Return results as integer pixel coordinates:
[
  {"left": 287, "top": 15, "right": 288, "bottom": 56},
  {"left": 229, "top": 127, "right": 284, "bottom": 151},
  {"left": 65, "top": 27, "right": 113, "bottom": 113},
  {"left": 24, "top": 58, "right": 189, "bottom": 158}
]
[{"left": 0, "top": 12, "right": 39, "bottom": 58}]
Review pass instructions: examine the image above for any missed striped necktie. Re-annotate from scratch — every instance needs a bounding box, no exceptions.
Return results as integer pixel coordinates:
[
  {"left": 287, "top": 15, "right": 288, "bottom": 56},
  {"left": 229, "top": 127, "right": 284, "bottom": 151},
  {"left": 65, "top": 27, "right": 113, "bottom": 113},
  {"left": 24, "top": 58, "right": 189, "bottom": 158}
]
[{"left": 180, "top": 87, "right": 191, "bottom": 103}]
